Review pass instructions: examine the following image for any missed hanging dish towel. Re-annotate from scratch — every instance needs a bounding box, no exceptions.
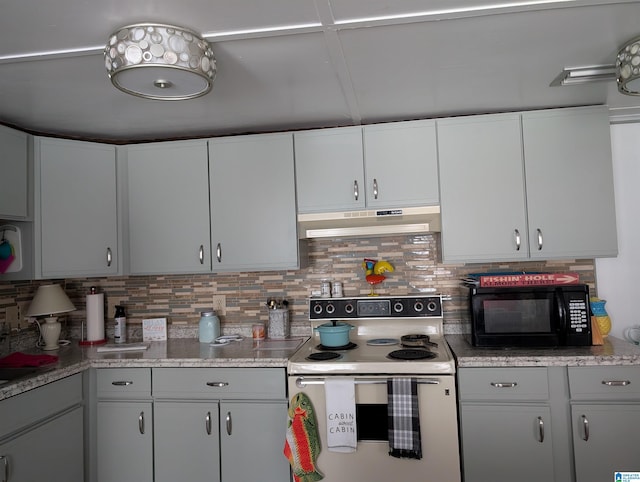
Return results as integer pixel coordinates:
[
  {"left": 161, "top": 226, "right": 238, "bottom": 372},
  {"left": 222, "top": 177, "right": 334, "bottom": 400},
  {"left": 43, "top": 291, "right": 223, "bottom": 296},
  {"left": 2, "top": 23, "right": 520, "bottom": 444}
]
[
  {"left": 0, "top": 352, "right": 58, "bottom": 368},
  {"left": 324, "top": 377, "right": 357, "bottom": 453},
  {"left": 284, "top": 392, "right": 324, "bottom": 482},
  {"left": 387, "top": 377, "right": 422, "bottom": 459}
]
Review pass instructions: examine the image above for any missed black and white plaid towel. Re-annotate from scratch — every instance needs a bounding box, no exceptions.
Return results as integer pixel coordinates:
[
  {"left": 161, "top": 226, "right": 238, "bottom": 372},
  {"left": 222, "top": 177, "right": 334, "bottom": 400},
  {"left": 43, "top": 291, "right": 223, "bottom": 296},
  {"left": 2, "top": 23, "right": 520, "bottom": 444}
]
[{"left": 387, "top": 377, "right": 422, "bottom": 459}]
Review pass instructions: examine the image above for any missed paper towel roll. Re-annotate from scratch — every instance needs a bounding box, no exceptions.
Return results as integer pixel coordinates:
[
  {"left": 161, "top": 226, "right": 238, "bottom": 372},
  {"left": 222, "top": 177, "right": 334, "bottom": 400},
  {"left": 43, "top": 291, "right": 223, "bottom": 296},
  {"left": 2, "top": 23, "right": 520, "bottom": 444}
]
[{"left": 86, "top": 293, "right": 105, "bottom": 342}]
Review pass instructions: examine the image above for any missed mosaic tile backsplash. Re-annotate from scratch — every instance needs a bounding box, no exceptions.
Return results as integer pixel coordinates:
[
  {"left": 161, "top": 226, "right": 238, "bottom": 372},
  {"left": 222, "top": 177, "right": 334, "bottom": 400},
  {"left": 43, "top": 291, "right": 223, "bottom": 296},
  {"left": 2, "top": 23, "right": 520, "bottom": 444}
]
[{"left": 0, "top": 234, "right": 596, "bottom": 340}]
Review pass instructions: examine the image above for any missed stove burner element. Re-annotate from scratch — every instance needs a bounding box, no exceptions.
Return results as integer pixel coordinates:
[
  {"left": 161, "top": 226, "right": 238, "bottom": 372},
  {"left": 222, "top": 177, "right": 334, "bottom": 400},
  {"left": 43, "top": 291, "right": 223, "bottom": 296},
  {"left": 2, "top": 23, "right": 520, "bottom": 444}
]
[
  {"left": 401, "top": 334, "right": 438, "bottom": 349},
  {"left": 366, "top": 338, "right": 400, "bottom": 346},
  {"left": 387, "top": 349, "right": 437, "bottom": 360},
  {"left": 316, "top": 342, "right": 357, "bottom": 351},
  {"left": 307, "top": 352, "right": 341, "bottom": 361}
]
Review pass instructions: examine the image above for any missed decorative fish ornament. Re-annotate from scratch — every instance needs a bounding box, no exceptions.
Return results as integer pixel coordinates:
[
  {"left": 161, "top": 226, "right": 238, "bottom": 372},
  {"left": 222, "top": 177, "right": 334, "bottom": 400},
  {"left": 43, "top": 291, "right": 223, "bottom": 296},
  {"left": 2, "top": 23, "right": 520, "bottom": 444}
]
[{"left": 284, "top": 392, "right": 324, "bottom": 482}]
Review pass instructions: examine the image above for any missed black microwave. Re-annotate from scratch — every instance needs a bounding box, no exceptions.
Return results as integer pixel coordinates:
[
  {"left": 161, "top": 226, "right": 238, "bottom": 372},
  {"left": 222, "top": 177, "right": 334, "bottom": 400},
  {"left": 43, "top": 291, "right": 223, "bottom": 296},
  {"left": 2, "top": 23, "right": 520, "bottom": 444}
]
[{"left": 469, "top": 284, "right": 592, "bottom": 347}]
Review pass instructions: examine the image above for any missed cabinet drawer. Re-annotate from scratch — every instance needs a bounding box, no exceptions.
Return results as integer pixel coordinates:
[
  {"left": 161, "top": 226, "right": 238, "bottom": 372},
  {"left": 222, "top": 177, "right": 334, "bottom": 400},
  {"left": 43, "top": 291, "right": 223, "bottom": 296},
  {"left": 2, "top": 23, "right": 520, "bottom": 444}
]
[
  {"left": 458, "top": 368, "right": 549, "bottom": 401},
  {"left": 568, "top": 366, "right": 640, "bottom": 400},
  {"left": 0, "top": 374, "right": 82, "bottom": 439},
  {"left": 152, "top": 368, "right": 286, "bottom": 400},
  {"left": 97, "top": 368, "right": 151, "bottom": 399}
]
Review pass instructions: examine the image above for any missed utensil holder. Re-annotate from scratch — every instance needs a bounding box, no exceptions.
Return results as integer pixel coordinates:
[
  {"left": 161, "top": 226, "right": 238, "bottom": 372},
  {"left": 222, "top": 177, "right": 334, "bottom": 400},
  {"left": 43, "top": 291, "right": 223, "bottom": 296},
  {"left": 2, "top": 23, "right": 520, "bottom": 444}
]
[{"left": 268, "top": 309, "right": 289, "bottom": 339}]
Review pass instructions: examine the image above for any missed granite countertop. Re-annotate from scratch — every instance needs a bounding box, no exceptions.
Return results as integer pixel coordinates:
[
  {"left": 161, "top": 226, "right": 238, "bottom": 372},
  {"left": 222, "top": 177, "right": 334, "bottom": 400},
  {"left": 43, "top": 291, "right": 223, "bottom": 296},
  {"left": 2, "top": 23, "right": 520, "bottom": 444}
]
[
  {"left": 0, "top": 337, "right": 307, "bottom": 401},
  {"left": 446, "top": 334, "right": 640, "bottom": 367}
]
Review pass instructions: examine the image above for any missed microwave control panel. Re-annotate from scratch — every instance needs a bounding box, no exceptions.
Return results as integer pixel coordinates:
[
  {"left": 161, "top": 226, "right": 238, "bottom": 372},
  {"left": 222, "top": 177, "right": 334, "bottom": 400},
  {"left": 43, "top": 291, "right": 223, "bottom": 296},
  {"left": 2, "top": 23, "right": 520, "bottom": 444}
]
[{"left": 567, "top": 295, "right": 589, "bottom": 333}]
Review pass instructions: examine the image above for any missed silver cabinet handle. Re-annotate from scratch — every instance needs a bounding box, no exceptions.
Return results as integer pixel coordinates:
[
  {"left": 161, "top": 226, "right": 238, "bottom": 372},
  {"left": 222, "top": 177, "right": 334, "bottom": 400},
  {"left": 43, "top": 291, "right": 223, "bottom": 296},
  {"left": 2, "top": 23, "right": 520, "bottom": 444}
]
[
  {"left": 216, "top": 243, "right": 222, "bottom": 263},
  {"left": 536, "top": 228, "right": 543, "bottom": 251},
  {"left": 138, "top": 411, "right": 145, "bottom": 435},
  {"left": 106, "top": 247, "right": 112, "bottom": 267},
  {"left": 0, "top": 455, "right": 8, "bottom": 482},
  {"left": 373, "top": 178, "right": 379, "bottom": 199},
  {"left": 602, "top": 380, "right": 631, "bottom": 386},
  {"left": 537, "top": 416, "right": 544, "bottom": 443},
  {"left": 490, "top": 382, "right": 518, "bottom": 388},
  {"left": 205, "top": 411, "right": 212, "bottom": 435},
  {"left": 111, "top": 380, "right": 134, "bottom": 386},
  {"left": 206, "top": 381, "right": 229, "bottom": 388},
  {"left": 581, "top": 414, "right": 589, "bottom": 441},
  {"left": 199, "top": 244, "right": 204, "bottom": 264},
  {"left": 353, "top": 180, "right": 359, "bottom": 201},
  {"left": 226, "top": 411, "right": 232, "bottom": 436},
  {"left": 514, "top": 229, "right": 521, "bottom": 251}
]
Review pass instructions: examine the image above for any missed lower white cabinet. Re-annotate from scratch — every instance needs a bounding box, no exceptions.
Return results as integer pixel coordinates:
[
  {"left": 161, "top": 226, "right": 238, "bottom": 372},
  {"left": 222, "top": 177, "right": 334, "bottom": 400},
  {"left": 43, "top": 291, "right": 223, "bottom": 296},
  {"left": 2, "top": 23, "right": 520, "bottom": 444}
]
[{"left": 0, "top": 374, "right": 84, "bottom": 482}]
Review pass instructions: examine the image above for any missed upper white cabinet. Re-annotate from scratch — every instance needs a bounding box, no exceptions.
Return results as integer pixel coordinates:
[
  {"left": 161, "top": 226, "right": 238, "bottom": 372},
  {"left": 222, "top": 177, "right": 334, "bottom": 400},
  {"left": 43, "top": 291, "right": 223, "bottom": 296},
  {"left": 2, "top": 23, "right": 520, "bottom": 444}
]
[
  {"left": 36, "top": 137, "right": 119, "bottom": 278},
  {"left": 295, "top": 120, "right": 439, "bottom": 213},
  {"left": 209, "top": 133, "right": 301, "bottom": 272},
  {"left": 0, "top": 125, "right": 30, "bottom": 220},
  {"left": 125, "top": 140, "right": 211, "bottom": 275},
  {"left": 363, "top": 120, "right": 439, "bottom": 208},
  {"left": 438, "top": 106, "right": 617, "bottom": 263},
  {"left": 522, "top": 107, "right": 617, "bottom": 260}
]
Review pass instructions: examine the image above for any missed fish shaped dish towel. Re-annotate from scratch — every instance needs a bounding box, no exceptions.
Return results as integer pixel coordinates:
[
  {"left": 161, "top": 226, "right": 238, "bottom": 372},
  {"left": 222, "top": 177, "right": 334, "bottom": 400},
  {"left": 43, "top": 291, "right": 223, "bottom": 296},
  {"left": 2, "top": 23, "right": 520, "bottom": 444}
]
[
  {"left": 387, "top": 377, "right": 422, "bottom": 459},
  {"left": 324, "top": 377, "right": 357, "bottom": 453},
  {"left": 284, "top": 392, "right": 324, "bottom": 482}
]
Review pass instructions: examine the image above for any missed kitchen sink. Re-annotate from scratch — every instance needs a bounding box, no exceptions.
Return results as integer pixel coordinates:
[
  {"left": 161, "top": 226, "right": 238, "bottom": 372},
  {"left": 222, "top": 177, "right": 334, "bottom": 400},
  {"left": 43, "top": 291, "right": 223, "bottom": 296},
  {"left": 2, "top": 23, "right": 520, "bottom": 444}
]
[{"left": 0, "top": 367, "right": 40, "bottom": 384}]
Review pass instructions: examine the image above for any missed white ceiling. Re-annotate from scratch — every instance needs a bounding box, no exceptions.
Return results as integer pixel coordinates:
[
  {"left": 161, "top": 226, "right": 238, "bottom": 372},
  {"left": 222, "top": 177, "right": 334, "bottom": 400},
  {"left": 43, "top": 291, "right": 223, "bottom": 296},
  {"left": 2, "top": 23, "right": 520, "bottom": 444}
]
[{"left": 2, "top": 0, "right": 640, "bottom": 142}]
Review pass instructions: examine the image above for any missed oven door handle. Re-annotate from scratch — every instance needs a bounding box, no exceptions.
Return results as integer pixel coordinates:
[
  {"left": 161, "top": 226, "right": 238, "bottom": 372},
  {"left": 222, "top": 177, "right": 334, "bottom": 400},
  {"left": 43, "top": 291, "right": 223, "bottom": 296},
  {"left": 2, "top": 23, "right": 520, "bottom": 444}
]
[{"left": 295, "top": 377, "right": 441, "bottom": 388}]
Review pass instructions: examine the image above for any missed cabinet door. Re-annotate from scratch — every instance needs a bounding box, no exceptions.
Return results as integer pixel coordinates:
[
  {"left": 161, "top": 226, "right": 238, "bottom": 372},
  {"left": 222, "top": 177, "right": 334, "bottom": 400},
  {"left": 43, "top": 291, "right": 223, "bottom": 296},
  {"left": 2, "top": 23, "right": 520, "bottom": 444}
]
[
  {"left": 460, "top": 404, "right": 554, "bottom": 482},
  {"left": 294, "top": 127, "right": 365, "bottom": 212},
  {"left": 572, "top": 404, "right": 640, "bottom": 482},
  {"left": 97, "top": 401, "right": 153, "bottom": 482},
  {"left": 438, "top": 114, "right": 529, "bottom": 262},
  {"left": 0, "top": 125, "right": 29, "bottom": 219},
  {"left": 523, "top": 106, "right": 618, "bottom": 259},
  {"left": 209, "top": 133, "right": 299, "bottom": 271},
  {"left": 220, "top": 401, "right": 291, "bottom": 482},
  {"left": 155, "top": 401, "right": 220, "bottom": 482},
  {"left": 38, "top": 138, "right": 119, "bottom": 277},
  {"left": 126, "top": 140, "right": 211, "bottom": 274},
  {"left": 363, "top": 120, "right": 439, "bottom": 208},
  {"left": 0, "top": 407, "right": 83, "bottom": 482}
]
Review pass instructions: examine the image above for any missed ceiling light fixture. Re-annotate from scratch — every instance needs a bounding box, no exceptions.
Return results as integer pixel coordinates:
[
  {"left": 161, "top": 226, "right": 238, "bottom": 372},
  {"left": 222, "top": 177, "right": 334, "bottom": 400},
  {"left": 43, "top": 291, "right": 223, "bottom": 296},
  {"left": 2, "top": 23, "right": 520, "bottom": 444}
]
[
  {"left": 104, "top": 23, "right": 216, "bottom": 101},
  {"left": 617, "top": 36, "right": 640, "bottom": 95},
  {"left": 550, "top": 65, "right": 616, "bottom": 87}
]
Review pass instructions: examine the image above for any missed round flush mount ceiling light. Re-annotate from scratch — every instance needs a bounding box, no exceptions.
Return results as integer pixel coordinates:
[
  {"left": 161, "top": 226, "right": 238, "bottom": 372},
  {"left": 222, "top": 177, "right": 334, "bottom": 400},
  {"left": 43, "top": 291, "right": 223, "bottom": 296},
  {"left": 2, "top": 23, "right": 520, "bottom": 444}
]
[
  {"left": 104, "top": 23, "right": 216, "bottom": 100},
  {"left": 616, "top": 36, "right": 640, "bottom": 96}
]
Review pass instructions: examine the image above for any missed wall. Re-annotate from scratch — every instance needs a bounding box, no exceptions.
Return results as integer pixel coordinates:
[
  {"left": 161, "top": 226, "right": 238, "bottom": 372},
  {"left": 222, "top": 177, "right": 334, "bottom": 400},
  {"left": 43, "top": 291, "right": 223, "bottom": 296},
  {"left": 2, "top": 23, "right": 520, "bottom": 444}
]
[
  {"left": 1, "top": 233, "right": 596, "bottom": 339},
  {"left": 596, "top": 123, "right": 640, "bottom": 339}
]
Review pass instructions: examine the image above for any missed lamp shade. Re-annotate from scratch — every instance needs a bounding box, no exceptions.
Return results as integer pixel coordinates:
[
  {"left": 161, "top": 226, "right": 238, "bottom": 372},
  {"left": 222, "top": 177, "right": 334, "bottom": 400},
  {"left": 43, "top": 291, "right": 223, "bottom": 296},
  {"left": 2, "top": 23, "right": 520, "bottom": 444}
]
[{"left": 26, "top": 284, "right": 76, "bottom": 317}]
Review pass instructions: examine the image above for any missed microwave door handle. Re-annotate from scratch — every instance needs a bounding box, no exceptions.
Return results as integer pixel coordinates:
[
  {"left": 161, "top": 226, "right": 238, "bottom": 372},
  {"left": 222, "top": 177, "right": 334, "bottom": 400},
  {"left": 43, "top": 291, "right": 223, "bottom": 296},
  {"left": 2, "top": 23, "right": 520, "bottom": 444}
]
[{"left": 555, "top": 289, "right": 567, "bottom": 339}]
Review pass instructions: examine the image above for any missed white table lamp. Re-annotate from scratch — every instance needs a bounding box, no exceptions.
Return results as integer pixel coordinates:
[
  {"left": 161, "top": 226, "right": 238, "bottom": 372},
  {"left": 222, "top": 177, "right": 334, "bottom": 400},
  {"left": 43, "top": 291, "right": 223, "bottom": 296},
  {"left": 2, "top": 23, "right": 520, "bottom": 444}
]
[{"left": 27, "top": 284, "right": 76, "bottom": 350}]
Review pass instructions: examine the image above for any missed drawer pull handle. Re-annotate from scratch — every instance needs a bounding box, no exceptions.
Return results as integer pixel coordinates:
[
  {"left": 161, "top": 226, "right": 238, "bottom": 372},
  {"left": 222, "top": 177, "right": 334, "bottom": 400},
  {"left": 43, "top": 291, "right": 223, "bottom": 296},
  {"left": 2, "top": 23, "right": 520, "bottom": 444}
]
[
  {"left": 216, "top": 243, "right": 222, "bottom": 263},
  {"left": 490, "top": 382, "right": 518, "bottom": 388},
  {"left": 537, "top": 416, "right": 544, "bottom": 443},
  {"left": 199, "top": 244, "right": 204, "bottom": 264},
  {"left": 354, "top": 180, "right": 359, "bottom": 201},
  {"left": 0, "top": 455, "right": 8, "bottom": 482},
  {"left": 581, "top": 414, "right": 589, "bottom": 441},
  {"left": 206, "top": 382, "right": 229, "bottom": 388},
  {"left": 602, "top": 380, "right": 631, "bottom": 387},
  {"left": 138, "top": 411, "right": 145, "bottom": 435},
  {"left": 373, "top": 178, "right": 379, "bottom": 199},
  {"left": 112, "top": 380, "right": 134, "bottom": 386},
  {"left": 536, "top": 228, "right": 543, "bottom": 251},
  {"left": 226, "top": 411, "right": 232, "bottom": 436},
  {"left": 106, "top": 247, "right": 113, "bottom": 267},
  {"left": 205, "top": 412, "right": 212, "bottom": 435},
  {"left": 514, "top": 229, "right": 521, "bottom": 251}
]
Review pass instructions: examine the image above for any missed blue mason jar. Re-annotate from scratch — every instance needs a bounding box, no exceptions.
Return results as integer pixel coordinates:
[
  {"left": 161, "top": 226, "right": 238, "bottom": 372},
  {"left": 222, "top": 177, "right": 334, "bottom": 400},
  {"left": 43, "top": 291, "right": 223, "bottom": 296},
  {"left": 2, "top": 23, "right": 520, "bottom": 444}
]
[{"left": 199, "top": 310, "right": 220, "bottom": 343}]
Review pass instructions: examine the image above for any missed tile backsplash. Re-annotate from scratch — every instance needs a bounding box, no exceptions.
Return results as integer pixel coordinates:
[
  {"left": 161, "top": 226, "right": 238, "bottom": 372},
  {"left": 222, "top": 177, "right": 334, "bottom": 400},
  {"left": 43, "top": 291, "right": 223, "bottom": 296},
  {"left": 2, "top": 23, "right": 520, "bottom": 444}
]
[{"left": 0, "top": 233, "right": 596, "bottom": 339}]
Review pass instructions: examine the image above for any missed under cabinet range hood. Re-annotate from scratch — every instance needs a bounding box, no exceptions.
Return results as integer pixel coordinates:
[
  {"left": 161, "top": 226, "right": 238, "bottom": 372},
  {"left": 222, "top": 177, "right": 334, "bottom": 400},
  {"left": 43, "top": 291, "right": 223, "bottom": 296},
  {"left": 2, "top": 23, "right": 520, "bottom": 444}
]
[{"left": 298, "top": 205, "right": 441, "bottom": 239}]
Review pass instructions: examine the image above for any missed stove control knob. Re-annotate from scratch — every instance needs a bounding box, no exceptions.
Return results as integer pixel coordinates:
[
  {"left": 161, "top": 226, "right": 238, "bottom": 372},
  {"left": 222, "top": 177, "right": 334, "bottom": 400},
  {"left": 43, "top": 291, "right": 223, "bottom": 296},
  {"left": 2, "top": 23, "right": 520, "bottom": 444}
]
[
  {"left": 313, "top": 304, "right": 323, "bottom": 315},
  {"left": 326, "top": 304, "right": 335, "bottom": 314},
  {"left": 393, "top": 302, "right": 404, "bottom": 313},
  {"left": 413, "top": 301, "right": 424, "bottom": 313},
  {"left": 427, "top": 301, "right": 438, "bottom": 312},
  {"left": 344, "top": 303, "right": 355, "bottom": 314}
]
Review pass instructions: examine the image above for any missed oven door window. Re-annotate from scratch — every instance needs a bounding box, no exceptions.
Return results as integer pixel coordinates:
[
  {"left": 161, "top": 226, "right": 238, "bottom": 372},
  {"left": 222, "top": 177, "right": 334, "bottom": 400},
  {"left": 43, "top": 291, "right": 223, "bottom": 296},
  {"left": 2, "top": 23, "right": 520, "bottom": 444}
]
[{"left": 356, "top": 404, "right": 388, "bottom": 441}]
